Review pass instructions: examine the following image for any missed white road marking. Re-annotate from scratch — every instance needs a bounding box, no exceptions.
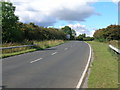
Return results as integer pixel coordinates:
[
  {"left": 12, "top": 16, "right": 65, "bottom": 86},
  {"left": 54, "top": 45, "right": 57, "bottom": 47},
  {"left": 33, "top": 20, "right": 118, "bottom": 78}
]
[
  {"left": 51, "top": 52, "right": 58, "bottom": 55},
  {"left": 64, "top": 48, "right": 68, "bottom": 50},
  {"left": 76, "top": 42, "right": 92, "bottom": 89},
  {"left": 30, "top": 58, "right": 43, "bottom": 63}
]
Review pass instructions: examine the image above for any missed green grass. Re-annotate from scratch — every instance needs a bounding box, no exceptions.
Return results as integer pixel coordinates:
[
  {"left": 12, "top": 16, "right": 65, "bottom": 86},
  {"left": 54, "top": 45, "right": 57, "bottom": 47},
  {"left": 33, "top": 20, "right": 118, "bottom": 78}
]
[
  {"left": 2, "top": 40, "right": 65, "bottom": 58},
  {"left": 2, "top": 49, "right": 36, "bottom": 58},
  {"left": 86, "top": 41, "right": 118, "bottom": 88},
  {"left": 33, "top": 40, "right": 65, "bottom": 49}
]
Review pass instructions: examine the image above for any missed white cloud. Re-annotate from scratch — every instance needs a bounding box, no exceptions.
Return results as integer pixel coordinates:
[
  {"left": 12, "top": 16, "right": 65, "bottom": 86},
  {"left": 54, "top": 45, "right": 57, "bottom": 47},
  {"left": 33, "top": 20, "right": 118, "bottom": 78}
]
[
  {"left": 11, "top": 0, "right": 100, "bottom": 26},
  {"left": 112, "top": 0, "right": 120, "bottom": 3},
  {"left": 61, "top": 23, "right": 95, "bottom": 37},
  {"left": 8, "top": 0, "right": 117, "bottom": 36}
]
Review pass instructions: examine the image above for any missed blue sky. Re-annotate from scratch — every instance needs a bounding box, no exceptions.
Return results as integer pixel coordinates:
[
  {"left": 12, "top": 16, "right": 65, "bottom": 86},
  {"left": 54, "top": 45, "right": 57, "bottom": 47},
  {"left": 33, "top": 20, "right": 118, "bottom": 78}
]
[
  {"left": 53, "top": 2, "right": 118, "bottom": 36},
  {"left": 12, "top": 0, "right": 118, "bottom": 36},
  {"left": 82, "top": 2, "right": 118, "bottom": 29}
]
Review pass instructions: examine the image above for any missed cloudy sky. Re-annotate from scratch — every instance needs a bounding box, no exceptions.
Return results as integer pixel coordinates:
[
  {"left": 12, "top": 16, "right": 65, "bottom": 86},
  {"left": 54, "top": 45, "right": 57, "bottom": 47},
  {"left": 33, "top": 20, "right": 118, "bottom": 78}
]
[{"left": 10, "top": 0, "right": 119, "bottom": 36}]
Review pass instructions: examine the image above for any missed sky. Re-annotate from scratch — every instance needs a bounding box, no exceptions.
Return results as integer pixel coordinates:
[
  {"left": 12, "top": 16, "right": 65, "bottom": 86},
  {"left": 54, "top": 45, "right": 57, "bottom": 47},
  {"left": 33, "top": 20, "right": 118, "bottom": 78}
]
[{"left": 8, "top": 0, "right": 119, "bottom": 36}]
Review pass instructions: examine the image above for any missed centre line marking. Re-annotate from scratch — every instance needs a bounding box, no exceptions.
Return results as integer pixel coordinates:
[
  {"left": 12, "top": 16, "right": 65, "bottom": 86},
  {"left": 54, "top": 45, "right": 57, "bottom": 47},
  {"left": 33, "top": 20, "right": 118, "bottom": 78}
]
[
  {"left": 30, "top": 58, "right": 43, "bottom": 63},
  {"left": 64, "top": 48, "right": 68, "bottom": 50},
  {"left": 51, "top": 52, "right": 58, "bottom": 55}
]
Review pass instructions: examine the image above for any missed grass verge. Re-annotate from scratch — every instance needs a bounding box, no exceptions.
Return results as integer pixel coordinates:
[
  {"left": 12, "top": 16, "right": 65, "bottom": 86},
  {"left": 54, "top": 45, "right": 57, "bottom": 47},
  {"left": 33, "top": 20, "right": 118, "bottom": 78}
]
[
  {"left": 2, "top": 49, "right": 36, "bottom": 58},
  {"left": 86, "top": 41, "right": 118, "bottom": 88},
  {"left": 109, "top": 40, "right": 119, "bottom": 49},
  {"left": 33, "top": 40, "right": 65, "bottom": 49},
  {"left": 2, "top": 40, "right": 65, "bottom": 58}
]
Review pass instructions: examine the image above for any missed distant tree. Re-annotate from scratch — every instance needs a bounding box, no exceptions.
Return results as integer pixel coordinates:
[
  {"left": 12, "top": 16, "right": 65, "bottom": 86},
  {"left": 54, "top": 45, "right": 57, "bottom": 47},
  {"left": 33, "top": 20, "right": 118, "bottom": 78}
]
[
  {"left": 94, "top": 28, "right": 106, "bottom": 42},
  {"left": 2, "top": 1, "right": 23, "bottom": 42},
  {"left": 83, "top": 37, "right": 94, "bottom": 41},
  {"left": 71, "top": 29, "right": 76, "bottom": 39},
  {"left": 18, "top": 22, "right": 66, "bottom": 41},
  {"left": 1, "top": 2, "right": 72, "bottom": 42},
  {"left": 77, "top": 33, "right": 86, "bottom": 41},
  {"left": 93, "top": 25, "right": 120, "bottom": 42},
  {"left": 105, "top": 25, "right": 120, "bottom": 40},
  {"left": 62, "top": 26, "right": 72, "bottom": 35},
  {"left": 61, "top": 26, "right": 76, "bottom": 39}
]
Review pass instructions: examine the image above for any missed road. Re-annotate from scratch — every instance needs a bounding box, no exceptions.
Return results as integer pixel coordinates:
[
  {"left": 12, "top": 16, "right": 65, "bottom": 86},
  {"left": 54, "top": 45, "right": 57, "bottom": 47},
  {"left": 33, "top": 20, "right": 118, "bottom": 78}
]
[{"left": 3, "top": 41, "right": 90, "bottom": 88}]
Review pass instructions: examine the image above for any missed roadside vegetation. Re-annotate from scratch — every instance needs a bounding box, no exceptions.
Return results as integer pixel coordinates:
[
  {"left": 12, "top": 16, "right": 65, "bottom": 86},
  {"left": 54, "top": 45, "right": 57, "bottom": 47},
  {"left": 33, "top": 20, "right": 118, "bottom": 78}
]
[
  {"left": 1, "top": 1, "right": 76, "bottom": 58},
  {"left": 1, "top": 0, "right": 119, "bottom": 88},
  {"left": 94, "top": 25, "right": 120, "bottom": 42},
  {"left": 109, "top": 40, "right": 119, "bottom": 49},
  {"left": 76, "top": 33, "right": 94, "bottom": 41},
  {"left": 87, "top": 41, "right": 118, "bottom": 88},
  {"left": 1, "top": 1, "right": 77, "bottom": 43},
  {"left": 2, "top": 40, "right": 65, "bottom": 58},
  {"left": 86, "top": 25, "right": 119, "bottom": 88}
]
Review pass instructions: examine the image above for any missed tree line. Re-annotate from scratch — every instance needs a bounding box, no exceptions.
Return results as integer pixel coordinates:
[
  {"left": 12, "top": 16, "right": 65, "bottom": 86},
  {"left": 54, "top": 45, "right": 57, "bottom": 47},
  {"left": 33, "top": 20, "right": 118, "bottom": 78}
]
[
  {"left": 76, "top": 33, "right": 94, "bottom": 41},
  {"left": 1, "top": 1, "right": 76, "bottom": 43},
  {"left": 93, "top": 25, "right": 120, "bottom": 42},
  {"left": 3, "top": 1, "right": 118, "bottom": 43}
]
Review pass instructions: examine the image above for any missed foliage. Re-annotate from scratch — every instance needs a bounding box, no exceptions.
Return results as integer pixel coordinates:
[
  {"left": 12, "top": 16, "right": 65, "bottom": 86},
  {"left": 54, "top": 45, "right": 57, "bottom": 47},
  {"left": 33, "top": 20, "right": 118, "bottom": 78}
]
[
  {"left": 17, "top": 22, "right": 66, "bottom": 41},
  {"left": 83, "top": 37, "right": 94, "bottom": 41},
  {"left": 2, "top": 1, "right": 76, "bottom": 43},
  {"left": 109, "top": 40, "right": 119, "bottom": 49},
  {"left": 1, "top": 1, "right": 24, "bottom": 42},
  {"left": 2, "top": 40, "right": 65, "bottom": 58},
  {"left": 33, "top": 40, "right": 65, "bottom": 49},
  {"left": 93, "top": 25, "right": 120, "bottom": 42},
  {"left": 61, "top": 26, "right": 76, "bottom": 40},
  {"left": 77, "top": 33, "right": 86, "bottom": 40},
  {"left": 76, "top": 33, "right": 94, "bottom": 41},
  {"left": 71, "top": 29, "right": 76, "bottom": 39}
]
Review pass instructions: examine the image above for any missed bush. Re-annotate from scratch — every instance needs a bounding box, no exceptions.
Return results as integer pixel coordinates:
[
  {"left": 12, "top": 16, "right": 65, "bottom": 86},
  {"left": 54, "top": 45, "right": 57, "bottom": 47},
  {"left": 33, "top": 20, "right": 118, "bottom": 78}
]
[
  {"left": 93, "top": 25, "right": 120, "bottom": 42},
  {"left": 83, "top": 37, "right": 94, "bottom": 41}
]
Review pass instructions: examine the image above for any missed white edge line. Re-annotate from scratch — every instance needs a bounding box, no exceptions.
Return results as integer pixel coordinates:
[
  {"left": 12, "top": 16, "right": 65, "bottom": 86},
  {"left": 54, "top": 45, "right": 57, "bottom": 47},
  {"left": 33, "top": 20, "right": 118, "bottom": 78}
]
[
  {"left": 30, "top": 58, "right": 43, "bottom": 63},
  {"left": 76, "top": 41, "right": 92, "bottom": 89}
]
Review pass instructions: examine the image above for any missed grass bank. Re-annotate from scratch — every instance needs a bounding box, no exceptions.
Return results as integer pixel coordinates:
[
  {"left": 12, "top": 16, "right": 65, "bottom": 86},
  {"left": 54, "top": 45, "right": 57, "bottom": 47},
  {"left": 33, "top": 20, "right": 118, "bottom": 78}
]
[
  {"left": 109, "top": 40, "right": 119, "bottom": 49},
  {"left": 86, "top": 41, "right": 118, "bottom": 88},
  {"left": 2, "top": 40, "right": 65, "bottom": 58}
]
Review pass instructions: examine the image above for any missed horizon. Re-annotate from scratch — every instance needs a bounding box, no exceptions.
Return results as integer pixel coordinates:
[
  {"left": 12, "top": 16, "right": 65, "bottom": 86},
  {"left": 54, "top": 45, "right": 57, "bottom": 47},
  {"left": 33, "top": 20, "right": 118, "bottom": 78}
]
[{"left": 2, "top": 0, "right": 119, "bottom": 36}]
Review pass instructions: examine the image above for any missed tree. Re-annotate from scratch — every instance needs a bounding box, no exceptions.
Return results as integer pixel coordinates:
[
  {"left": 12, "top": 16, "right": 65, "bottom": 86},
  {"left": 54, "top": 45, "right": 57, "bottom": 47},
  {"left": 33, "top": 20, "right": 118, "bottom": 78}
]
[
  {"left": 93, "top": 25, "right": 120, "bottom": 42},
  {"left": 2, "top": 1, "right": 23, "bottom": 42},
  {"left": 83, "top": 37, "right": 94, "bottom": 41},
  {"left": 18, "top": 22, "right": 66, "bottom": 41},
  {"left": 62, "top": 26, "right": 72, "bottom": 35},
  {"left": 77, "top": 33, "right": 86, "bottom": 41},
  {"left": 71, "top": 29, "right": 76, "bottom": 39},
  {"left": 61, "top": 26, "right": 76, "bottom": 39}
]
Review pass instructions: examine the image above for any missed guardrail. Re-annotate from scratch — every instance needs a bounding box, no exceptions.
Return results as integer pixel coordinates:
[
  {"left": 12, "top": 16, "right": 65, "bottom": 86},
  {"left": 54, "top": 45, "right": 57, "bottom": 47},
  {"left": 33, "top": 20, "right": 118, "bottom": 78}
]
[
  {"left": 109, "top": 45, "right": 120, "bottom": 54},
  {"left": 0, "top": 44, "right": 36, "bottom": 50}
]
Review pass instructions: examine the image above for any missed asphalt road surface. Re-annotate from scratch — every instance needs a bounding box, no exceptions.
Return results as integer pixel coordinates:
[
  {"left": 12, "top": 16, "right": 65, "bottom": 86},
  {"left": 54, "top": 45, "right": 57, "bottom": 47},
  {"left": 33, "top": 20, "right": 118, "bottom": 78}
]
[{"left": 3, "top": 41, "right": 90, "bottom": 88}]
